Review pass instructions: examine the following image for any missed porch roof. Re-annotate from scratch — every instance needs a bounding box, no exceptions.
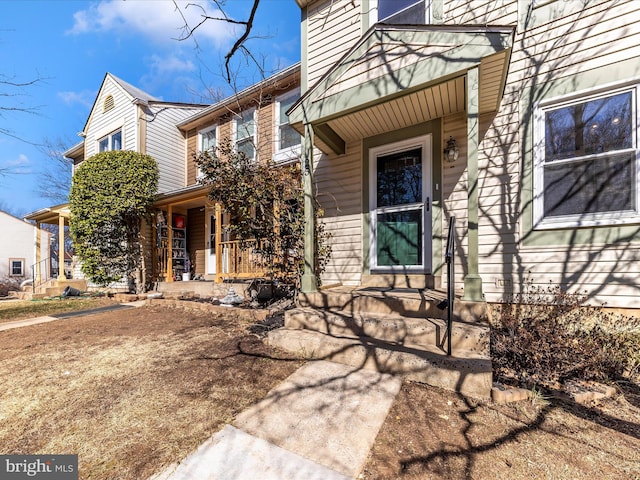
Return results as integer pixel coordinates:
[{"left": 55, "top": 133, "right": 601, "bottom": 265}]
[
  {"left": 288, "top": 24, "right": 514, "bottom": 155},
  {"left": 24, "top": 203, "right": 70, "bottom": 225}
]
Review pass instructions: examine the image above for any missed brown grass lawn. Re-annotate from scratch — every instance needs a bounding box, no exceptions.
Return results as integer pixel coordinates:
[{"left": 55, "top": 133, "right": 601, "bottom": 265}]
[
  {"left": 0, "top": 301, "right": 639, "bottom": 479},
  {"left": 0, "top": 303, "right": 303, "bottom": 479},
  {"left": 0, "top": 296, "right": 121, "bottom": 323}
]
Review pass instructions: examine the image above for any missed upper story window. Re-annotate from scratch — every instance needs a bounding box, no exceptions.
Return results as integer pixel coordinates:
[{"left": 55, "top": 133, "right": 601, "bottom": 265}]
[
  {"left": 376, "top": 0, "right": 429, "bottom": 24},
  {"left": 98, "top": 129, "right": 122, "bottom": 152},
  {"left": 235, "top": 108, "right": 256, "bottom": 161},
  {"left": 9, "top": 258, "right": 24, "bottom": 277},
  {"left": 274, "top": 89, "right": 301, "bottom": 163},
  {"left": 534, "top": 84, "right": 639, "bottom": 229},
  {"left": 199, "top": 124, "right": 217, "bottom": 153}
]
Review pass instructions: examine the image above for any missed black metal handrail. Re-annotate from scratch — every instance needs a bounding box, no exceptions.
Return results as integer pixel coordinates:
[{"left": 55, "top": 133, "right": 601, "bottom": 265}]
[
  {"left": 31, "top": 258, "right": 51, "bottom": 293},
  {"left": 445, "top": 217, "right": 456, "bottom": 356}
]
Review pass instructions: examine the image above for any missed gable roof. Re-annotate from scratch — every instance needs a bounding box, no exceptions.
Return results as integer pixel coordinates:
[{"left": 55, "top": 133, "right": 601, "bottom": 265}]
[
  {"left": 110, "top": 73, "right": 160, "bottom": 103},
  {"left": 288, "top": 24, "right": 514, "bottom": 154}
]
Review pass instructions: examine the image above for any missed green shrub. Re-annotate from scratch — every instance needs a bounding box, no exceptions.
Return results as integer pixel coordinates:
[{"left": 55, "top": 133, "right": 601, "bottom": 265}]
[{"left": 490, "top": 280, "right": 640, "bottom": 388}]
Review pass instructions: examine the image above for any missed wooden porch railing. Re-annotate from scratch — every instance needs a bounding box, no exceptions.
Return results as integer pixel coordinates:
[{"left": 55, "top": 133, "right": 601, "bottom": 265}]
[{"left": 218, "top": 239, "right": 267, "bottom": 280}]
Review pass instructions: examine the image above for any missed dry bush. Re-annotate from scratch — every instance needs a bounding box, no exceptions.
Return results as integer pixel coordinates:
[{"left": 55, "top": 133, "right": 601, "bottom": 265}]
[
  {"left": 0, "top": 276, "right": 20, "bottom": 297},
  {"left": 490, "top": 280, "right": 640, "bottom": 388}
]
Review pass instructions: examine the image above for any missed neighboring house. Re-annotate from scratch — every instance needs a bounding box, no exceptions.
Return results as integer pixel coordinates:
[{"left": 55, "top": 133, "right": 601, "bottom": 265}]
[
  {"left": 155, "top": 63, "right": 302, "bottom": 282},
  {"left": 25, "top": 73, "right": 208, "bottom": 289},
  {"left": 0, "top": 210, "right": 49, "bottom": 283},
  {"left": 26, "top": 66, "right": 302, "bottom": 288},
  {"left": 288, "top": 0, "right": 640, "bottom": 310}
]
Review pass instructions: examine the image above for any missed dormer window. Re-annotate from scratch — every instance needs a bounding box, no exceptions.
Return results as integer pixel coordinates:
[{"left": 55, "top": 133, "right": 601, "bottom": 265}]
[
  {"left": 98, "top": 129, "right": 122, "bottom": 152},
  {"left": 103, "top": 95, "right": 115, "bottom": 113},
  {"left": 377, "top": 0, "right": 429, "bottom": 24}
]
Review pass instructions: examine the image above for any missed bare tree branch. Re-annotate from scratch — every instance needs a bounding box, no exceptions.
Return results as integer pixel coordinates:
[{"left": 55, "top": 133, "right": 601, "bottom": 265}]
[{"left": 173, "top": 0, "right": 262, "bottom": 83}]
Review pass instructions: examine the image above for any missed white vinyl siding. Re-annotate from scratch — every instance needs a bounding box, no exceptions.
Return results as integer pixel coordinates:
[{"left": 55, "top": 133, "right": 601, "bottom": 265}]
[
  {"left": 85, "top": 80, "right": 134, "bottom": 158},
  {"left": 145, "top": 104, "right": 205, "bottom": 193}
]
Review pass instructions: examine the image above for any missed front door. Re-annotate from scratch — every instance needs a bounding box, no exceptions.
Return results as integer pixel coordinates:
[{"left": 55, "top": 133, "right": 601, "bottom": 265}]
[{"left": 369, "top": 135, "right": 432, "bottom": 272}]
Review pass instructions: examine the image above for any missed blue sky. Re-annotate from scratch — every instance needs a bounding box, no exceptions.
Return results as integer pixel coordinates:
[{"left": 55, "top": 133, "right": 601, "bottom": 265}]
[{"left": 0, "top": 0, "right": 300, "bottom": 217}]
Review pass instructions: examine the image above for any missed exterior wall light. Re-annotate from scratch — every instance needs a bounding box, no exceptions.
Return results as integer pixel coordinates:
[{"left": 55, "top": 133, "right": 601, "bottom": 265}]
[{"left": 444, "top": 136, "right": 459, "bottom": 163}]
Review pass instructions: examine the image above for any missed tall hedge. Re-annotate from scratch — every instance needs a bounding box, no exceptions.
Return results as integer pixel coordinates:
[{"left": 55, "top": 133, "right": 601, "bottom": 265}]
[{"left": 69, "top": 150, "right": 159, "bottom": 291}]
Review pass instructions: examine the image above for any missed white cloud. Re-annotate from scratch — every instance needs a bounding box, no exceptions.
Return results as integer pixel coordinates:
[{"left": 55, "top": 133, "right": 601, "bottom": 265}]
[
  {"left": 2, "top": 154, "right": 32, "bottom": 174},
  {"left": 58, "top": 90, "right": 96, "bottom": 108},
  {"left": 67, "top": 0, "right": 235, "bottom": 48},
  {"left": 148, "top": 53, "right": 196, "bottom": 75}
]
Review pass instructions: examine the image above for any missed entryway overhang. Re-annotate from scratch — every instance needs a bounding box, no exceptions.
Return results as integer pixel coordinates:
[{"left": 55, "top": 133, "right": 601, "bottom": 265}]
[{"left": 288, "top": 25, "right": 514, "bottom": 155}]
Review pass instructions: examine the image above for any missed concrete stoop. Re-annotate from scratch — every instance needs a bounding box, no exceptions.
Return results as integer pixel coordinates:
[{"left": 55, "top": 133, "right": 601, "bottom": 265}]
[{"left": 269, "top": 288, "right": 493, "bottom": 400}]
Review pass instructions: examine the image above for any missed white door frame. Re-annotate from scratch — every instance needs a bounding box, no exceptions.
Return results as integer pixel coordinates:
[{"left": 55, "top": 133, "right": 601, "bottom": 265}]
[{"left": 369, "top": 134, "right": 432, "bottom": 273}]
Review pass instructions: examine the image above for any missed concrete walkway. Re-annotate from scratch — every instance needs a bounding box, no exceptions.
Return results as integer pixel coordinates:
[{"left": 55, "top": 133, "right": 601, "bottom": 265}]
[
  {"left": 0, "top": 300, "right": 146, "bottom": 332},
  {"left": 150, "top": 361, "right": 402, "bottom": 480}
]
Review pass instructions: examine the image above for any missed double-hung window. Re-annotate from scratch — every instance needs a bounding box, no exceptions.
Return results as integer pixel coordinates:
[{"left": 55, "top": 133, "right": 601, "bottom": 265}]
[
  {"left": 274, "top": 89, "right": 301, "bottom": 163},
  {"left": 376, "top": 0, "right": 429, "bottom": 24},
  {"left": 197, "top": 124, "right": 217, "bottom": 179},
  {"left": 534, "top": 84, "right": 639, "bottom": 228},
  {"left": 9, "top": 258, "right": 24, "bottom": 277},
  {"left": 199, "top": 124, "right": 217, "bottom": 153},
  {"left": 235, "top": 108, "right": 256, "bottom": 161},
  {"left": 98, "top": 129, "right": 122, "bottom": 152}
]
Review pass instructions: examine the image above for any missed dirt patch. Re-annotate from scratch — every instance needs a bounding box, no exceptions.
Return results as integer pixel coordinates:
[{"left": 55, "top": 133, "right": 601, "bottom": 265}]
[
  {"left": 362, "top": 380, "right": 640, "bottom": 479},
  {"left": 0, "top": 304, "right": 303, "bottom": 479}
]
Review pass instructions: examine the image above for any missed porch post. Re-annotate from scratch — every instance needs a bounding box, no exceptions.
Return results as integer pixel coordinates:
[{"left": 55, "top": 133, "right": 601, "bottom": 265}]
[
  {"left": 35, "top": 221, "right": 42, "bottom": 283},
  {"left": 58, "top": 214, "right": 66, "bottom": 280},
  {"left": 215, "top": 203, "right": 222, "bottom": 283},
  {"left": 166, "top": 204, "right": 174, "bottom": 282},
  {"left": 301, "top": 123, "right": 318, "bottom": 293},
  {"left": 463, "top": 66, "right": 483, "bottom": 301}
]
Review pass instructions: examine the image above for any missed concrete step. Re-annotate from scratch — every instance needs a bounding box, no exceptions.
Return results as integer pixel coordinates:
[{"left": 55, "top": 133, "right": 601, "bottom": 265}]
[
  {"left": 299, "top": 287, "right": 487, "bottom": 324},
  {"left": 268, "top": 328, "right": 492, "bottom": 399},
  {"left": 285, "top": 307, "right": 489, "bottom": 356}
]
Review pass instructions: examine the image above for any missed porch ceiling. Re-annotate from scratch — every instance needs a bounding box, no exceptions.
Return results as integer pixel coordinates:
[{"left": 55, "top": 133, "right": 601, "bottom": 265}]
[{"left": 290, "top": 25, "right": 514, "bottom": 155}]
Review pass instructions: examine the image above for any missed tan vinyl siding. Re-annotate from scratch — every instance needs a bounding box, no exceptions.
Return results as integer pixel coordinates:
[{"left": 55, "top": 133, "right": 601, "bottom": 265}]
[
  {"left": 471, "top": 0, "right": 640, "bottom": 307},
  {"left": 257, "top": 100, "right": 274, "bottom": 162},
  {"left": 315, "top": 142, "right": 363, "bottom": 286},
  {"left": 186, "top": 128, "right": 198, "bottom": 185},
  {"left": 442, "top": 112, "right": 469, "bottom": 288},
  {"left": 445, "top": 0, "right": 517, "bottom": 25},
  {"left": 145, "top": 105, "right": 204, "bottom": 193},
  {"left": 307, "top": 0, "right": 362, "bottom": 87}
]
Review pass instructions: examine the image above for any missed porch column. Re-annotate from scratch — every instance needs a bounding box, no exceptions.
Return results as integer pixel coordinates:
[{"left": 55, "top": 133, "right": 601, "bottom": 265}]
[
  {"left": 35, "top": 221, "right": 42, "bottom": 283},
  {"left": 301, "top": 123, "right": 318, "bottom": 293},
  {"left": 58, "top": 214, "right": 66, "bottom": 280},
  {"left": 463, "top": 66, "right": 483, "bottom": 301},
  {"left": 215, "top": 203, "right": 223, "bottom": 283},
  {"left": 166, "top": 204, "right": 174, "bottom": 282}
]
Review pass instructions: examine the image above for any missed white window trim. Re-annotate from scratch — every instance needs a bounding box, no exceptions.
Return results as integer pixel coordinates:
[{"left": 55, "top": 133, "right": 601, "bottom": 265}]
[
  {"left": 273, "top": 89, "right": 301, "bottom": 164},
  {"left": 374, "top": 0, "right": 430, "bottom": 23},
  {"left": 234, "top": 108, "right": 257, "bottom": 161},
  {"left": 97, "top": 128, "right": 123, "bottom": 153},
  {"left": 197, "top": 124, "right": 218, "bottom": 179},
  {"left": 369, "top": 135, "right": 432, "bottom": 273},
  {"left": 9, "top": 258, "right": 25, "bottom": 277},
  {"left": 533, "top": 82, "right": 640, "bottom": 230}
]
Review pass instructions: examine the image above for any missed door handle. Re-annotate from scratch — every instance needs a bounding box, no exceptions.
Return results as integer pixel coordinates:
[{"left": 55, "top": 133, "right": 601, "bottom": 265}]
[{"left": 426, "top": 197, "right": 430, "bottom": 212}]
